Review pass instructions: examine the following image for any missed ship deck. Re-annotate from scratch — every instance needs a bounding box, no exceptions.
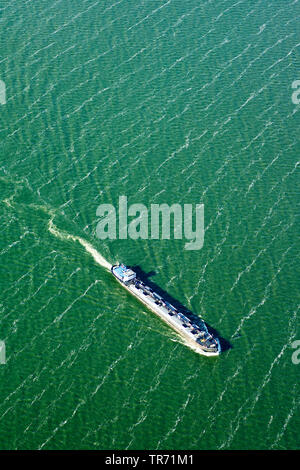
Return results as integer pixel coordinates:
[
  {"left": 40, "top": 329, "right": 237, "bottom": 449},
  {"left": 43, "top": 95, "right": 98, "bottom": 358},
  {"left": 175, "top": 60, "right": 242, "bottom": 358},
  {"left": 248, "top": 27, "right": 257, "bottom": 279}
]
[
  {"left": 121, "top": 276, "right": 220, "bottom": 356},
  {"left": 111, "top": 264, "right": 220, "bottom": 356}
]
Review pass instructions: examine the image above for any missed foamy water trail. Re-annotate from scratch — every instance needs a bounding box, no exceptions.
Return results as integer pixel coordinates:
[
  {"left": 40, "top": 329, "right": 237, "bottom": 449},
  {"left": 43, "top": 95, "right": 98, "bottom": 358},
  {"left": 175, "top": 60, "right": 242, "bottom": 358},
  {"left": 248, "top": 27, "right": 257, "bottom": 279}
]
[{"left": 48, "top": 217, "right": 112, "bottom": 271}]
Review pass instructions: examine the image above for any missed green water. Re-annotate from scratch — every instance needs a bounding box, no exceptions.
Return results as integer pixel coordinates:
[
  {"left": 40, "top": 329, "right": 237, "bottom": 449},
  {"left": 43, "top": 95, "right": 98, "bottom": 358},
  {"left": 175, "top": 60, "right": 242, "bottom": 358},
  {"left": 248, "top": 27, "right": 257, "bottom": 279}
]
[{"left": 0, "top": 0, "right": 299, "bottom": 450}]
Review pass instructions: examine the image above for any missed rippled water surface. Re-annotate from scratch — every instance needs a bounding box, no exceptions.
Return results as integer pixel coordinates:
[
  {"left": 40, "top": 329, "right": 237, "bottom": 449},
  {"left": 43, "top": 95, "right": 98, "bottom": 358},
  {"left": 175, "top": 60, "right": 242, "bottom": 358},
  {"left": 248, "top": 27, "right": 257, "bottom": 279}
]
[{"left": 0, "top": 0, "right": 299, "bottom": 450}]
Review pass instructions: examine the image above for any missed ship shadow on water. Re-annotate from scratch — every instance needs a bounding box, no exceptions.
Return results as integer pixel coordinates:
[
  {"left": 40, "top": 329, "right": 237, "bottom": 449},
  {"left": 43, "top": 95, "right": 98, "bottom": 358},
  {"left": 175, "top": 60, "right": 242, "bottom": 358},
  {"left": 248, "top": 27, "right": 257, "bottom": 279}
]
[{"left": 131, "top": 266, "right": 231, "bottom": 353}]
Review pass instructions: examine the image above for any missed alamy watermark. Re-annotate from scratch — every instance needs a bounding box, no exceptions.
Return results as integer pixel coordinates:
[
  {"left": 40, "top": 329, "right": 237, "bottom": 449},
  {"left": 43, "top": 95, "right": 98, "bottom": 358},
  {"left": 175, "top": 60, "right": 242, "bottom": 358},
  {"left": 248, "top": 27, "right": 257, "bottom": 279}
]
[
  {"left": 0, "top": 80, "right": 6, "bottom": 105},
  {"left": 96, "top": 196, "right": 204, "bottom": 250},
  {"left": 0, "top": 340, "right": 5, "bottom": 365},
  {"left": 291, "top": 340, "right": 300, "bottom": 365},
  {"left": 291, "top": 80, "right": 300, "bottom": 105}
]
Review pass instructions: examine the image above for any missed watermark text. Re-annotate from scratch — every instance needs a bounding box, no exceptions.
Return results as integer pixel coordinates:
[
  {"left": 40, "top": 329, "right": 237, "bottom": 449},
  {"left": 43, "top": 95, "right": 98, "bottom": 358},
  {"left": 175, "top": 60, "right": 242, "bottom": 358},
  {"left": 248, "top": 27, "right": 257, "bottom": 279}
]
[
  {"left": 0, "top": 340, "right": 5, "bottom": 364},
  {"left": 96, "top": 196, "right": 204, "bottom": 250},
  {"left": 291, "top": 340, "right": 300, "bottom": 365},
  {"left": 291, "top": 80, "right": 300, "bottom": 105},
  {"left": 0, "top": 80, "right": 6, "bottom": 105}
]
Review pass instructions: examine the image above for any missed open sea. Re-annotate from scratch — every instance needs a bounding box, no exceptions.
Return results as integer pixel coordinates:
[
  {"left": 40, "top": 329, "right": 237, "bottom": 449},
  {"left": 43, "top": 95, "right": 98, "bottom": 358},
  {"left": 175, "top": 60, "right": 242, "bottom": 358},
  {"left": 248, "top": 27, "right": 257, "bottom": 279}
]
[{"left": 0, "top": 0, "right": 299, "bottom": 450}]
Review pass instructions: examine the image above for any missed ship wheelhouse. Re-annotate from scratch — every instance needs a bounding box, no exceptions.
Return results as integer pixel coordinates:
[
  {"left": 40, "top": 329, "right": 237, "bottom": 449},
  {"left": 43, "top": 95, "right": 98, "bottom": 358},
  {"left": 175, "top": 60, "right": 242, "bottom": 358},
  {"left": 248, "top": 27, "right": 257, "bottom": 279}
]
[{"left": 112, "top": 264, "right": 136, "bottom": 283}]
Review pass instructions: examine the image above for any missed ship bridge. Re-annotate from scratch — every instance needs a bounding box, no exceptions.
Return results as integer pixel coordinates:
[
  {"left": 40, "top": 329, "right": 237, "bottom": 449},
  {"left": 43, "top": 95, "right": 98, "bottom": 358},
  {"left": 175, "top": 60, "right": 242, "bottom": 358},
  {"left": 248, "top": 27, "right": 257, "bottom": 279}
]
[{"left": 112, "top": 264, "right": 136, "bottom": 283}]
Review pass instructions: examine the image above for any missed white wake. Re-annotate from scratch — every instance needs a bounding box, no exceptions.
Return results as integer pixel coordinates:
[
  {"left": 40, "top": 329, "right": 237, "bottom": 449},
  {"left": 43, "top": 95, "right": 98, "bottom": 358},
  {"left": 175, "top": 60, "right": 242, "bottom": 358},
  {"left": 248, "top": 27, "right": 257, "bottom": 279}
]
[{"left": 48, "top": 217, "right": 112, "bottom": 271}]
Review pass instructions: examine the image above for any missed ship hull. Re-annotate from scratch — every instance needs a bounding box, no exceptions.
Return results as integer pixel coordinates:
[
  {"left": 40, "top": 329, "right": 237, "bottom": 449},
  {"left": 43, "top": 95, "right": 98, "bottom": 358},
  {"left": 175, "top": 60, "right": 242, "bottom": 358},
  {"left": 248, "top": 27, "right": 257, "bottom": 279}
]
[{"left": 111, "top": 265, "right": 220, "bottom": 357}]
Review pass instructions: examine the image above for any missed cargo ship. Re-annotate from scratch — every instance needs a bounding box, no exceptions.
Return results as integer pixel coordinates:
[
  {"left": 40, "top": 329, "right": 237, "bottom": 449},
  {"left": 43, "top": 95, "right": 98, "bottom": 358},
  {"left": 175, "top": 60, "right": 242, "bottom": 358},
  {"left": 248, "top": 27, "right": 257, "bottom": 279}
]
[{"left": 111, "top": 263, "right": 221, "bottom": 356}]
